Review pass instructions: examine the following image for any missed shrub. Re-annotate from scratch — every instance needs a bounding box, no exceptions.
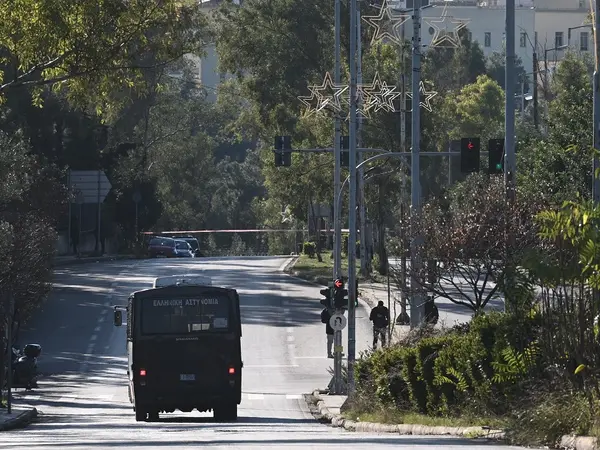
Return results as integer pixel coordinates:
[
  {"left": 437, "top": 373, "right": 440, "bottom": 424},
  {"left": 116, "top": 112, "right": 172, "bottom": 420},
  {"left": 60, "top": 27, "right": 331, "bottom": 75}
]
[{"left": 302, "top": 241, "right": 316, "bottom": 257}]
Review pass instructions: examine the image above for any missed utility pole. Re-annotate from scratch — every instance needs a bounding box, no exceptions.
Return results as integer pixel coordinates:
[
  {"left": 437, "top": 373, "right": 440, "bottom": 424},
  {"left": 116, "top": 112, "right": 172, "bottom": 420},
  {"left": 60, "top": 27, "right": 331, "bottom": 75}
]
[
  {"left": 6, "top": 295, "right": 13, "bottom": 414},
  {"left": 593, "top": 0, "right": 600, "bottom": 206},
  {"left": 533, "top": 46, "right": 539, "bottom": 130},
  {"left": 333, "top": 0, "right": 342, "bottom": 280},
  {"left": 357, "top": 2, "right": 367, "bottom": 277},
  {"left": 347, "top": 0, "right": 358, "bottom": 395},
  {"left": 409, "top": 0, "right": 425, "bottom": 328},
  {"left": 504, "top": 0, "right": 516, "bottom": 313},
  {"left": 398, "top": 18, "right": 409, "bottom": 324}
]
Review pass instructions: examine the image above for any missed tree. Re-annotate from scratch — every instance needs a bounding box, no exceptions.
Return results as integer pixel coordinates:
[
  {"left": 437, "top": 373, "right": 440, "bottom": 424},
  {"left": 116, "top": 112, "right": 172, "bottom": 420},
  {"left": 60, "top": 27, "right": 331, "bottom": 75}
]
[
  {"left": 214, "top": 0, "right": 333, "bottom": 126},
  {"left": 486, "top": 49, "right": 527, "bottom": 92},
  {"left": 0, "top": 129, "right": 64, "bottom": 392},
  {"left": 547, "top": 52, "right": 593, "bottom": 151},
  {"left": 0, "top": 0, "right": 209, "bottom": 115},
  {"left": 411, "top": 173, "right": 542, "bottom": 312}
]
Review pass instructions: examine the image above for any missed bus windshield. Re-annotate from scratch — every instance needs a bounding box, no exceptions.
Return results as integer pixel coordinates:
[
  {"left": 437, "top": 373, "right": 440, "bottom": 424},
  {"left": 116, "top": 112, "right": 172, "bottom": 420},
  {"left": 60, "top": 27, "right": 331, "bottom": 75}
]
[{"left": 140, "top": 293, "right": 232, "bottom": 335}]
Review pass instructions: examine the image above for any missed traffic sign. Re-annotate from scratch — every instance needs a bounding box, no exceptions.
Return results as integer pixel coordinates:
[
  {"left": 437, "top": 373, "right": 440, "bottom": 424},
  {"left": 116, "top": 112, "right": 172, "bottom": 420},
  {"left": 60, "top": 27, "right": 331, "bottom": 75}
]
[
  {"left": 329, "top": 313, "right": 347, "bottom": 331},
  {"left": 69, "top": 170, "right": 112, "bottom": 204}
]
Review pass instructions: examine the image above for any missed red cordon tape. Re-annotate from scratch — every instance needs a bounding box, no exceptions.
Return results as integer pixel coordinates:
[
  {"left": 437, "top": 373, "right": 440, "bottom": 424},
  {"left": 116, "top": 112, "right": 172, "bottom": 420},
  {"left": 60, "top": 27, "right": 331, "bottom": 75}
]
[{"left": 141, "top": 229, "right": 353, "bottom": 234}]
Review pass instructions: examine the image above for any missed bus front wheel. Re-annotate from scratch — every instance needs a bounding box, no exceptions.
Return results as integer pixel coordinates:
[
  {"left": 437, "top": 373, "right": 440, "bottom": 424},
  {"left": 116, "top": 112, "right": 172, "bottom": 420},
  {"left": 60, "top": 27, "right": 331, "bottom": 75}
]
[{"left": 135, "top": 409, "right": 146, "bottom": 422}]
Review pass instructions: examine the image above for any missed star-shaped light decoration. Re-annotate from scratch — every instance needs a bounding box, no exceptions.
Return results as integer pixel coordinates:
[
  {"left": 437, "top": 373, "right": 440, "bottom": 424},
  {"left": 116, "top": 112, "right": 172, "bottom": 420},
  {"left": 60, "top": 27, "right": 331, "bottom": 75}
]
[
  {"left": 362, "top": 0, "right": 409, "bottom": 46},
  {"left": 341, "top": 84, "right": 375, "bottom": 120},
  {"left": 406, "top": 81, "right": 438, "bottom": 113},
  {"left": 298, "top": 89, "right": 321, "bottom": 118},
  {"left": 298, "top": 72, "right": 348, "bottom": 117},
  {"left": 362, "top": 72, "right": 401, "bottom": 114},
  {"left": 424, "top": 2, "right": 470, "bottom": 49}
]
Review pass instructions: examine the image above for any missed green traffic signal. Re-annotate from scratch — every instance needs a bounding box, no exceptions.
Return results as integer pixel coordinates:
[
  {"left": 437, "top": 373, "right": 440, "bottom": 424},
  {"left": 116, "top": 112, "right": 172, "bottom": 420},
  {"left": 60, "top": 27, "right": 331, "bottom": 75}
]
[{"left": 495, "top": 163, "right": 502, "bottom": 170}]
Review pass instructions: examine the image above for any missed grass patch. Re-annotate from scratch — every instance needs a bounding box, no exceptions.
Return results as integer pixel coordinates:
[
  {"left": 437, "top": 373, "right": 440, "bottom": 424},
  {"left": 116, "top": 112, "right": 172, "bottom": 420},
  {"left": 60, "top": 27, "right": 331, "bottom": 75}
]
[
  {"left": 342, "top": 407, "right": 507, "bottom": 429},
  {"left": 291, "top": 253, "right": 383, "bottom": 282}
]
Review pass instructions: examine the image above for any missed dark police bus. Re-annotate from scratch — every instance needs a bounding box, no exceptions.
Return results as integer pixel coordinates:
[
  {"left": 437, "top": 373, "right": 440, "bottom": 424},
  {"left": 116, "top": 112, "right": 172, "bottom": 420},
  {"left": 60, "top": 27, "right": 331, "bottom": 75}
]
[{"left": 113, "top": 279, "right": 242, "bottom": 422}]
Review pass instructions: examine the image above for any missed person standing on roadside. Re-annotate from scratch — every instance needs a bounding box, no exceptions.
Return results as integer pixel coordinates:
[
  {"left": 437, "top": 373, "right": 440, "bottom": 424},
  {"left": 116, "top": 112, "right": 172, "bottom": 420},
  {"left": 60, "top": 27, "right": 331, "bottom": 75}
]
[{"left": 369, "top": 301, "right": 390, "bottom": 349}]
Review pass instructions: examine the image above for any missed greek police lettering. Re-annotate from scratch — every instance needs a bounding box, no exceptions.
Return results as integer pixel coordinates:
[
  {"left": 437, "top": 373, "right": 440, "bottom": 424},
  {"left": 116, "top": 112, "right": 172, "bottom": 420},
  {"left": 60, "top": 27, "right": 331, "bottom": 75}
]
[
  {"left": 153, "top": 299, "right": 183, "bottom": 307},
  {"left": 201, "top": 298, "right": 219, "bottom": 305}
]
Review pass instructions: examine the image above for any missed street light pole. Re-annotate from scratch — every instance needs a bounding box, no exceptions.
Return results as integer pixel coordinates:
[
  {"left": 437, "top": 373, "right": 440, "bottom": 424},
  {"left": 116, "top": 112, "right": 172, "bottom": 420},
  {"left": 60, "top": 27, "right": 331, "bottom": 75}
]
[
  {"left": 592, "top": 0, "right": 600, "bottom": 206},
  {"left": 357, "top": 1, "right": 368, "bottom": 277},
  {"left": 409, "top": 0, "right": 425, "bottom": 328},
  {"left": 333, "top": 0, "right": 342, "bottom": 280},
  {"left": 347, "top": 0, "right": 358, "bottom": 395}
]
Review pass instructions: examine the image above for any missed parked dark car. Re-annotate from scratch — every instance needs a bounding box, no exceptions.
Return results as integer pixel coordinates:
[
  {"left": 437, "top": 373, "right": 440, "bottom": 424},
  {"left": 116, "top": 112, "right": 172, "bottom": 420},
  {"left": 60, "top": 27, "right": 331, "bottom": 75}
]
[
  {"left": 174, "top": 239, "right": 195, "bottom": 258},
  {"left": 168, "top": 235, "right": 202, "bottom": 257},
  {"left": 147, "top": 237, "right": 177, "bottom": 258}
]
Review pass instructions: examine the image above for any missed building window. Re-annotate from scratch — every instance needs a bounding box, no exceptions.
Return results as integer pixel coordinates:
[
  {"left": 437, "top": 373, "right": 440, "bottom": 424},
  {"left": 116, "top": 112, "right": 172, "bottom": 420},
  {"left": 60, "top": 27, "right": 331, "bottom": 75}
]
[
  {"left": 579, "top": 0, "right": 585, "bottom": 8},
  {"left": 520, "top": 32, "right": 527, "bottom": 48},
  {"left": 581, "top": 31, "right": 589, "bottom": 51},
  {"left": 484, "top": 32, "right": 491, "bottom": 47},
  {"left": 555, "top": 31, "right": 563, "bottom": 48}
]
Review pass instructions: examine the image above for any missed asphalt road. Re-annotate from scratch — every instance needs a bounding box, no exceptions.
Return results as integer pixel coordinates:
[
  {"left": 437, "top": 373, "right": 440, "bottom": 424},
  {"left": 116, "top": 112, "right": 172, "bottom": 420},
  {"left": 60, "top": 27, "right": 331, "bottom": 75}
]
[{"left": 1, "top": 257, "right": 525, "bottom": 449}]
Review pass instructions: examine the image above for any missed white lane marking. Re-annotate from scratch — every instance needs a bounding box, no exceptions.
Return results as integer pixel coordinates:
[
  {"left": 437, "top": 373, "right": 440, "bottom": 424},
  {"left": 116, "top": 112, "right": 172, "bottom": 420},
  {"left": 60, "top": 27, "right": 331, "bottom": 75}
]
[
  {"left": 287, "top": 343, "right": 297, "bottom": 364},
  {"left": 247, "top": 393, "right": 264, "bottom": 400},
  {"left": 98, "top": 316, "right": 105, "bottom": 323},
  {"left": 243, "top": 364, "right": 299, "bottom": 368},
  {"left": 286, "top": 327, "right": 294, "bottom": 334},
  {"left": 100, "top": 308, "right": 108, "bottom": 315},
  {"left": 283, "top": 308, "right": 290, "bottom": 314},
  {"left": 57, "top": 396, "right": 78, "bottom": 403},
  {"left": 285, "top": 394, "right": 303, "bottom": 400},
  {"left": 94, "top": 326, "right": 101, "bottom": 332},
  {"left": 287, "top": 335, "right": 295, "bottom": 342},
  {"left": 90, "top": 334, "right": 97, "bottom": 341}
]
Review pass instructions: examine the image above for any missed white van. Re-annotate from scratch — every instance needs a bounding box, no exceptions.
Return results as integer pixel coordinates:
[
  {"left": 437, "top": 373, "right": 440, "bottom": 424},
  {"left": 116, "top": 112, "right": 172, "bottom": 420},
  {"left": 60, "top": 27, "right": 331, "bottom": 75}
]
[{"left": 153, "top": 274, "right": 212, "bottom": 288}]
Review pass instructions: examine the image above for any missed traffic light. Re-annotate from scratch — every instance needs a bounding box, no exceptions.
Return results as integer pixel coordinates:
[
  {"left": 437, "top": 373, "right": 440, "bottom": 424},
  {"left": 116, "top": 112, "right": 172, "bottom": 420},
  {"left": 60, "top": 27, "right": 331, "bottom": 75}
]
[
  {"left": 460, "top": 137, "right": 480, "bottom": 173},
  {"left": 319, "top": 288, "right": 332, "bottom": 308},
  {"left": 333, "top": 278, "right": 348, "bottom": 309},
  {"left": 488, "top": 138, "right": 504, "bottom": 174},
  {"left": 274, "top": 136, "right": 292, "bottom": 167},
  {"left": 340, "top": 135, "right": 349, "bottom": 167}
]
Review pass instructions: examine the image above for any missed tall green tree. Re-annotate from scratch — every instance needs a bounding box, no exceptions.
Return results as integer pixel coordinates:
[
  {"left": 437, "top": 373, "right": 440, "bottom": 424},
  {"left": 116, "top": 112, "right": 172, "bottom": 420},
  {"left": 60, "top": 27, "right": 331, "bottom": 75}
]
[{"left": 0, "top": 0, "right": 209, "bottom": 116}]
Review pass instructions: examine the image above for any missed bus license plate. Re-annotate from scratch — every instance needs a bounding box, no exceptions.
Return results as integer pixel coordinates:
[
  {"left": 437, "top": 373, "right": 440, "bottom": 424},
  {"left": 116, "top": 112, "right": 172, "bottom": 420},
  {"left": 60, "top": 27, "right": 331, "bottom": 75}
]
[{"left": 180, "top": 374, "right": 195, "bottom": 381}]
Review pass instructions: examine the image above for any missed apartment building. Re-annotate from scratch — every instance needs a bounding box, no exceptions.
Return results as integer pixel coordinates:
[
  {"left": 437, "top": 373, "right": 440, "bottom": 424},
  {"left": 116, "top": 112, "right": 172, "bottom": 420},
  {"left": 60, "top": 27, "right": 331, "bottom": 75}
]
[
  {"left": 394, "top": 1, "right": 536, "bottom": 74},
  {"left": 532, "top": 0, "right": 591, "bottom": 62}
]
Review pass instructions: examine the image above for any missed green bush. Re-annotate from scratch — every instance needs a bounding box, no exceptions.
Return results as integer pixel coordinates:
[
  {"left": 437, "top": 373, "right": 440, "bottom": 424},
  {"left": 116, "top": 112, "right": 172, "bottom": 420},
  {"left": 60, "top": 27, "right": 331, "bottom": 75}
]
[
  {"left": 353, "top": 311, "right": 544, "bottom": 419},
  {"left": 302, "top": 241, "right": 316, "bottom": 258}
]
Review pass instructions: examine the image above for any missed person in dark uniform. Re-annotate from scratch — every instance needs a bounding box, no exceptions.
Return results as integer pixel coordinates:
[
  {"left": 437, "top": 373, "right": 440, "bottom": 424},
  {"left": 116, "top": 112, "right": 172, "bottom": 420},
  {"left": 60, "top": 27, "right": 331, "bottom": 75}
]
[
  {"left": 369, "top": 301, "right": 390, "bottom": 349},
  {"left": 321, "top": 307, "right": 334, "bottom": 358}
]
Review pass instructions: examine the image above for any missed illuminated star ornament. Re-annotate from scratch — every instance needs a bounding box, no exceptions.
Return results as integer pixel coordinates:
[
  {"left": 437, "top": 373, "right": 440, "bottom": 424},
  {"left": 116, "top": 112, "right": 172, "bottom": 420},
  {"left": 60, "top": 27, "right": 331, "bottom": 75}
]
[
  {"left": 362, "top": 72, "right": 400, "bottom": 114},
  {"left": 362, "top": 0, "right": 409, "bottom": 46},
  {"left": 407, "top": 81, "right": 438, "bottom": 112},
  {"left": 424, "top": 2, "right": 470, "bottom": 48},
  {"left": 298, "top": 72, "right": 348, "bottom": 117}
]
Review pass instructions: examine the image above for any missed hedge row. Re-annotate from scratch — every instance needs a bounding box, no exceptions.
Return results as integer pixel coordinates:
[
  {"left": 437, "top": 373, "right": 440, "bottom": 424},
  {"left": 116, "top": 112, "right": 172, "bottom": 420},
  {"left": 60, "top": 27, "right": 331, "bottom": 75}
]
[{"left": 354, "top": 311, "right": 542, "bottom": 417}]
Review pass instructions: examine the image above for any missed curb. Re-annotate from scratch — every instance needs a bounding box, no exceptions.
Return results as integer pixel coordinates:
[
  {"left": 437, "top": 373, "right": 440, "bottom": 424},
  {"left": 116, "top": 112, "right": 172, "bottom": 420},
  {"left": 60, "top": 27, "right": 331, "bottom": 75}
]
[
  {"left": 281, "top": 255, "right": 300, "bottom": 273},
  {"left": 53, "top": 254, "right": 137, "bottom": 267},
  {"left": 559, "top": 435, "right": 598, "bottom": 450},
  {"left": 0, "top": 408, "right": 38, "bottom": 431},
  {"left": 310, "top": 390, "right": 505, "bottom": 440},
  {"left": 309, "top": 390, "right": 598, "bottom": 449}
]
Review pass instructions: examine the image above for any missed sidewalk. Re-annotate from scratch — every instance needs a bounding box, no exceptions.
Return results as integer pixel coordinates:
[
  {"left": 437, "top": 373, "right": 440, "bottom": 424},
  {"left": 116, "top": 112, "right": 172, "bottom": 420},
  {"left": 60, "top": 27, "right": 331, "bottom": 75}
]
[
  {"left": 53, "top": 253, "right": 137, "bottom": 267},
  {"left": 0, "top": 402, "right": 38, "bottom": 431}
]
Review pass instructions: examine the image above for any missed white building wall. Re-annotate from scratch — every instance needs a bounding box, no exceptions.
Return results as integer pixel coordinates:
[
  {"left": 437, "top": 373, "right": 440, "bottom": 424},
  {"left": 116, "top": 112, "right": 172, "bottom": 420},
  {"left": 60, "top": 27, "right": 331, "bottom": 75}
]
[
  {"left": 397, "top": 5, "right": 536, "bottom": 74},
  {"left": 534, "top": 10, "right": 591, "bottom": 60}
]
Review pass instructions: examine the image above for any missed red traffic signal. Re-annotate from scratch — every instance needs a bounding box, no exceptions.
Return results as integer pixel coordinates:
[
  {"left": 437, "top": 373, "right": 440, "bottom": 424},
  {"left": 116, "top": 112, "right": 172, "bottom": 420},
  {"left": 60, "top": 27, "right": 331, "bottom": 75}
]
[
  {"left": 334, "top": 278, "right": 343, "bottom": 288},
  {"left": 467, "top": 141, "right": 474, "bottom": 150}
]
